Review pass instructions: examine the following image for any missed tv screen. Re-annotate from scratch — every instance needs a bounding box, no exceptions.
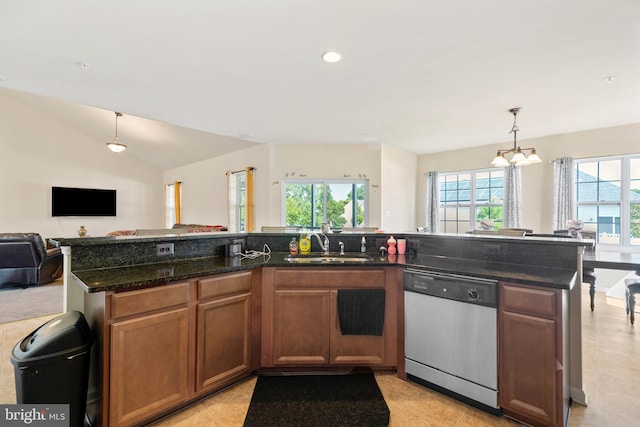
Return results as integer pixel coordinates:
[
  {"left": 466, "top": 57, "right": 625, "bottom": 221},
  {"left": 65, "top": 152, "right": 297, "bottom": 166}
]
[{"left": 52, "top": 186, "right": 117, "bottom": 217}]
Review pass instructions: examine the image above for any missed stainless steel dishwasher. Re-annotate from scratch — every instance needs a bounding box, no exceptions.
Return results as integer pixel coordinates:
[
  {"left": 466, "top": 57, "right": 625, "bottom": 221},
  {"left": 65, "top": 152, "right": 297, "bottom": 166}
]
[{"left": 404, "top": 268, "right": 499, "bottom": 412}]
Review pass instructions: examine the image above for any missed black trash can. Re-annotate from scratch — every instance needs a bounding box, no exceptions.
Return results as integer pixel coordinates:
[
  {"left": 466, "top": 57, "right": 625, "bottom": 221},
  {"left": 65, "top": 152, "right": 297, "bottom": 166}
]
[{"left": 10, "top": 310, "right": 92, "bottom": 427}]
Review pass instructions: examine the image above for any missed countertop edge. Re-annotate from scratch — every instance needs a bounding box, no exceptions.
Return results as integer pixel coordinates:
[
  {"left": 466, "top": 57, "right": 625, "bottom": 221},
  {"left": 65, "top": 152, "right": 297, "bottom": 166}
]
[{"left": 71, "top": 253, "right": 576, "bottom": 293}]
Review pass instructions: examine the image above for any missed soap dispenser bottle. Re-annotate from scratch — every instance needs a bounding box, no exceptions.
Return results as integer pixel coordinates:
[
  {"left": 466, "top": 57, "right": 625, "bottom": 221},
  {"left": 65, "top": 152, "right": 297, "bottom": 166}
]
[
  {"left": 361, "top": 236, "right": 367, "bottom": 253},
  {"left": 387, "top": 235, "right": 397, "bottom": 255},
  {"left": 299, "top": 234, "right": 311, "bottom": 254},
  {"left": 289, "top": 237, "right": 299, "bottom": 254}
]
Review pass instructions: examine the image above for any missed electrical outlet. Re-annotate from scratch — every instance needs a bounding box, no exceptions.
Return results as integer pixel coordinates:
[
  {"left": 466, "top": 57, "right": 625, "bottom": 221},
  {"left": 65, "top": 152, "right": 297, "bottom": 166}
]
[
  {"left": 407, "top": 239, "right": 420, "bottom": 251},
  {"left": 156, "top": 243, "right": 174, "bottom": 256},
  {"left": 155, "top": 267, "right": 174, "bottom": 278},
  {"left": 485, "top": 244, "right": 501, "bottom": 257}
]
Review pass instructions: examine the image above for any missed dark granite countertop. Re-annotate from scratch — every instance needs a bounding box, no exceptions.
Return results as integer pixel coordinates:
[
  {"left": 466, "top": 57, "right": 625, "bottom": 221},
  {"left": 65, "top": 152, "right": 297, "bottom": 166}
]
[{"left": 72, "top": 252, "right": 576, "bottom": 293}]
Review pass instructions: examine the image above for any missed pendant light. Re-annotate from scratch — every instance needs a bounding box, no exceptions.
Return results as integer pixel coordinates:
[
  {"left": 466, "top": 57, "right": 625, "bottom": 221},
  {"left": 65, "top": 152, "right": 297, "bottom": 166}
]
[
  {"left": 491, "top": 107, "right": 541, "bottom": 167},
  {"left": 106, "top": 112, "right": 127, "bottom": 153}
]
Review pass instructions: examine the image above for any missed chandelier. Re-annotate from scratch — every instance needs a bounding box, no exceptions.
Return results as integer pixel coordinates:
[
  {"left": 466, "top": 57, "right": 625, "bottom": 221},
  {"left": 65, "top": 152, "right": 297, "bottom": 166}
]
[
  {"left": 491, "top": 107, "right": 541, "bottom": 166},
  {"left": 106, "top": 112, "right": 127, "bottom": 153}
]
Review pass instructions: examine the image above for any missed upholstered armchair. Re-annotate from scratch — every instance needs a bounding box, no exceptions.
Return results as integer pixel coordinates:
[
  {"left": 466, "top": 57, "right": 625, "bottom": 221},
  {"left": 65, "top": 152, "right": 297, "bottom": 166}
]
[{"left": 0, "top": 233, "right": 62, "bottom": 288}]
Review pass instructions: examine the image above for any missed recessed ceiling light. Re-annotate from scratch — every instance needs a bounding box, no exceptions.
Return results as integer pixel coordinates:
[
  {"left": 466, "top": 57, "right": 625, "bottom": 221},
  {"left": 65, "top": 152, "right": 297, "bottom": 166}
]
[{"left": 322, "top": 51, "right": 342, "bottom": 63}]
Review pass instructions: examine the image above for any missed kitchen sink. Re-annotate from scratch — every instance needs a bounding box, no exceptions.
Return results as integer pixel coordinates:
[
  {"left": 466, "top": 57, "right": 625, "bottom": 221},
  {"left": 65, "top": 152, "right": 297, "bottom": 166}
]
[{"left": 284, "top": 253, "right": 373, "bottom": 263}]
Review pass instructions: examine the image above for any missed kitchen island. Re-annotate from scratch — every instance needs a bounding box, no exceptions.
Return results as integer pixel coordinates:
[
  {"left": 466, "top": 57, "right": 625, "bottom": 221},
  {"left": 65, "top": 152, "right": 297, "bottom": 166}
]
[{"left": 53, "top": 232, "right": 588, "bottom": 427}]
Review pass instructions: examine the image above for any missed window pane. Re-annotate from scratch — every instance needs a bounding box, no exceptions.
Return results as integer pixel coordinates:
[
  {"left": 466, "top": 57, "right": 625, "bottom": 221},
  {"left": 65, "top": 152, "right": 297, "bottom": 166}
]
[
  {"left": 598, "top": 181, "right": 620, "bottom": 201},
  {"left": 458, "top": 207, "right": 471, "bottom": 221},
  {"left": 313, "top": 184, "right": 324, "bottom": 228},
  {"left": 285, "top": 183, "right": 313, "bottom": 227},
  {"left": 165, "top": 184, "right": 175, "bottom": 228},
  {"left": 577, "top": 204, "right": 598, "bottom": 224},
  {"left": 325, "top": 183, "right": 354, "bottom": 228},
  {"left": 577, "top": 182, "right": 597, "bottom": 202},
  {"left": 597, "top": 204, "right": 621, "bottom": 243},
  {"left": 631, "top": 202, "right": 640, "bottom": 245},
  {"left": 576, "top": 162, "right": 598, "bottom": 183},
  {"left": 630, "top": 158, "right": 640, "bottom": 199},
  {"left": 476, "top": 172, "right": 489, "bottom": 189},
  {"left": 476, "top": 170, "right": 504, "bottom": 204},
  {"left": 599, "top": 160, "right": 621, "bottom": 181},
  {"left": 597, "top": 160, "right": 621, "bottom": 201}
]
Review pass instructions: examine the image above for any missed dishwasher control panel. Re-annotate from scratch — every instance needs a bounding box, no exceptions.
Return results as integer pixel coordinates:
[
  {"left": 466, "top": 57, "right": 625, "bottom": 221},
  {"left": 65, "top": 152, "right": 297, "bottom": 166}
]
[{"left": 404, "top": 269, "right": 497, "bottom": 307}]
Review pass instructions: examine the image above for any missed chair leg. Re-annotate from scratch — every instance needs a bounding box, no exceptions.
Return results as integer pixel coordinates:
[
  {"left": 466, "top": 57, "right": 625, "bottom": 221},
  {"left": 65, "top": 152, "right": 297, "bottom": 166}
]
[
  {"left": 630, "top": 292, "right": 636, "bottom": 325},
  {"left": 584, "top": 270, "right": 596, "bottom": 311},
  {"left": 625, "top": 288, "right": 631, "bottom": 315}
]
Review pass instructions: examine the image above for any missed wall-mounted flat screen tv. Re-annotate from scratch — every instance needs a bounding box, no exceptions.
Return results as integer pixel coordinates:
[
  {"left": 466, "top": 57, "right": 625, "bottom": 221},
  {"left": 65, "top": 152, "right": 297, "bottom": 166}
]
[{"left": 52, "top": 186, "right": 117, "bottom": 217}]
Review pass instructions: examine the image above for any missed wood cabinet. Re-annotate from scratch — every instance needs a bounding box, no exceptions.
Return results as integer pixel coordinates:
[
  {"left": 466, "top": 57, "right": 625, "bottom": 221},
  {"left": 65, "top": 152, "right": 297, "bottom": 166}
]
[
  {"left": 108, "top": 281, "right": 191, "bottom": 427},
  {"left": 262, "top": 267, "right": 397, "bottom": 368},
  {"left": 498, "top": 282, "right": 568, "bottom": 427},
  {"left": 103, "top": 271, "right": 258, "bottom": 427},
  {"left": 196, "top": 271, "right": 253, "bottom": 393}
]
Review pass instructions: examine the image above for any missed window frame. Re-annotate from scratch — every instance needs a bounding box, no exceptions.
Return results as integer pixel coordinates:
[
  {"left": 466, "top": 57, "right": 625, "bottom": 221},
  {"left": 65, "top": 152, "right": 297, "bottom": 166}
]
[
  {"left": 165, "top": 181, "right": 181, "bottom": 228},
  {"left": 575, "top": 154, "right": 640, "bottom": 248},
  {"left": 282, "top": 178, "right": 369, "bottom": 228},
  {"left": 438, "top": 168, "right": 505, "bottom": 234}
]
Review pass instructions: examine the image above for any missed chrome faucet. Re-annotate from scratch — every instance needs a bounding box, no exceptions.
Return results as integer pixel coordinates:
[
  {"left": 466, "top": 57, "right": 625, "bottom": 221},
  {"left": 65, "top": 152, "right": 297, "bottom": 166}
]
[
  {"left": 309, "top": 233, "right": 330, "bottom": 255},
  {"left": 338, "top": 241, "right": 345, "bottom": 255}
]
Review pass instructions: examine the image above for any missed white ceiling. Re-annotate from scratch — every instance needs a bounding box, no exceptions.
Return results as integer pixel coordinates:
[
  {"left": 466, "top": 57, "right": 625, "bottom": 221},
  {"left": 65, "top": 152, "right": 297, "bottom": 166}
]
[{"left": 1, "top": 0, "right": 639, "bottom": 170}]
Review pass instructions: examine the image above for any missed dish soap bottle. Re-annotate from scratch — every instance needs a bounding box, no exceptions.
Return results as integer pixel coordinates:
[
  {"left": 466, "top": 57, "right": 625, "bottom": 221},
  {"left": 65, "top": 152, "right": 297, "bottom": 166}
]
[
  {"left": 387, "top": 235, "right": 397, "bottom": 255},
  {"left": 289, "top": 237, "right": 299, "bottom": 254},
  {"left": 361, "top": 236, "right": 367, "bottom": 253},
  {"left": 299, "top": 233, "right": 311, "bottom": 254}
]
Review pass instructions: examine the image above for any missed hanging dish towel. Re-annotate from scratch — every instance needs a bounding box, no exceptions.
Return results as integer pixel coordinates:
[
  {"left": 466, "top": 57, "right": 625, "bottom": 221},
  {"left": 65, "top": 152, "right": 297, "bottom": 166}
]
[{"left": 337, "top": 289, "right": 385, "bottom": 336}]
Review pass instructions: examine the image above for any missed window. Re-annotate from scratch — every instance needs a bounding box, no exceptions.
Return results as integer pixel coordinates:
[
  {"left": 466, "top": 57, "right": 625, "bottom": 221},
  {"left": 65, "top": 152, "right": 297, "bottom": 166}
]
[
  {"left": 227, "top": 168, "right": 255, "bottom": 232},
  {"left": 439, "top": 169, "right": 504, "bottom": 233},
  {"left": 165, "top": 181, "right": 181, "bottom": 228},
  {"left": 283, "top": 179, "right": 368, "bottom": 228},
  {"left": 575, "top": 155, "right": 640, "bottom": 246}
]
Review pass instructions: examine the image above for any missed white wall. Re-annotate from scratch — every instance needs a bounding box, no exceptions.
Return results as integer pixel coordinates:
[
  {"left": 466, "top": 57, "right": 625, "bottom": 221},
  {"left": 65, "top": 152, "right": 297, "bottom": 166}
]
[
  {"left": 0, "top": 91, "right": 164, "bottom": 239},
  {"left": 163, "top": 145, "right": 271, "bottom": 229},
  {"left": 417, "top": 123, "right": 640, "bottom": 233},
  {"left": 265, "top": 143, "right": 383, "bottom": 229},
  {"left": 380, "top": 145, "right": 417, "bottom": 232}
]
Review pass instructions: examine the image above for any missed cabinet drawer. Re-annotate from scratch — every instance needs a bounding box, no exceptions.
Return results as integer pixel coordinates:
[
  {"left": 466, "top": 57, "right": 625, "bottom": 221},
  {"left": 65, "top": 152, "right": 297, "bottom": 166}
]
[
  {"left": 110, "top": 281, "right": 190, "bottom": 319},
  {"left": 198, "top": 271, "right": 252, "bottom": 300},
  {"left": 500, "top": 282, "right": 559, "bottom": 319},
  {"left": 274, "top": 268, "right": 386, "bottom": 288}
]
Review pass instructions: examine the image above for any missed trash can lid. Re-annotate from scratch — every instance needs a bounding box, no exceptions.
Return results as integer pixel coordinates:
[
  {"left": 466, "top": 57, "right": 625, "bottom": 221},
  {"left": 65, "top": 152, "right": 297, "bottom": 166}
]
[{"left": 11, "top": 310, "right": 92, "bottom": 360}]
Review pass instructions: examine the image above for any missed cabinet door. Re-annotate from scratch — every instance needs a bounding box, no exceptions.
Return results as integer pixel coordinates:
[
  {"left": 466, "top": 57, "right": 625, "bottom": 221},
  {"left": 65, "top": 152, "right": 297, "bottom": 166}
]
[
  {"left": 109, "top": 307, "right": 189, "bottom": 427},
  {"left": 196, "top": 292, "right": 251, "bottom": 393},
  {"left": 273, "top": 290, "right": 331, "bottom": 365},
  {"left": 499, "top": 283, "right": 562, "bottom": 427},
  {"left": 329, "top": 290, "right": 386, "bottom": 365}
]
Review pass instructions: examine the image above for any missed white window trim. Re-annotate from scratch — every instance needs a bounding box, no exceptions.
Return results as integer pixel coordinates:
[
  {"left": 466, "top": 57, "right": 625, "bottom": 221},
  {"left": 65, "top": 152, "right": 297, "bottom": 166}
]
[
  {"left": 439, "top": 168, "right": 505, "bottom": 233},
  {"left": 281, "top": 178, "right": 369, "bottom": 228},
  {"left": 575, "top": 154, "right": 640, "bottom": 249}
]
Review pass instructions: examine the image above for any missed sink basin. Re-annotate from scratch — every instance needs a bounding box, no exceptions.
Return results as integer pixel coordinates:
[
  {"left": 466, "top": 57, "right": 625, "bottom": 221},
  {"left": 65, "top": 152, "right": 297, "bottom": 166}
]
[{"left": 284, "top": 253, "right": 373, "bottom": 263}]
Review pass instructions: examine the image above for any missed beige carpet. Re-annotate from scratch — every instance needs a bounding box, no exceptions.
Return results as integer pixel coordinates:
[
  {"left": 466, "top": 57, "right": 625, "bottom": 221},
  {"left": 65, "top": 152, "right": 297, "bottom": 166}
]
[{"left": 0, "top": 280, "right": 63, "bottom": 324}]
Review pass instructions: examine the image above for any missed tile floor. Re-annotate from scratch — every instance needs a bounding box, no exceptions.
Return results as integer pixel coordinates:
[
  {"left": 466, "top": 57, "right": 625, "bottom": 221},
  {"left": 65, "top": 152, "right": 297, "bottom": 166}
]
[{"left": 1, "top": 285, "right": 639, "bottom": 426}]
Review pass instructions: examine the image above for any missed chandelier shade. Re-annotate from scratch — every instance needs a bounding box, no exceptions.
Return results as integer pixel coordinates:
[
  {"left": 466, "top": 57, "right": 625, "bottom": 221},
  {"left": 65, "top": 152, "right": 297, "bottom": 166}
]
[
  {"left": 106, "top": 112, "right": 127, "bottom": 153},
  {"left": 491, "top": 108, "right": 541, "bottom": 166}
]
